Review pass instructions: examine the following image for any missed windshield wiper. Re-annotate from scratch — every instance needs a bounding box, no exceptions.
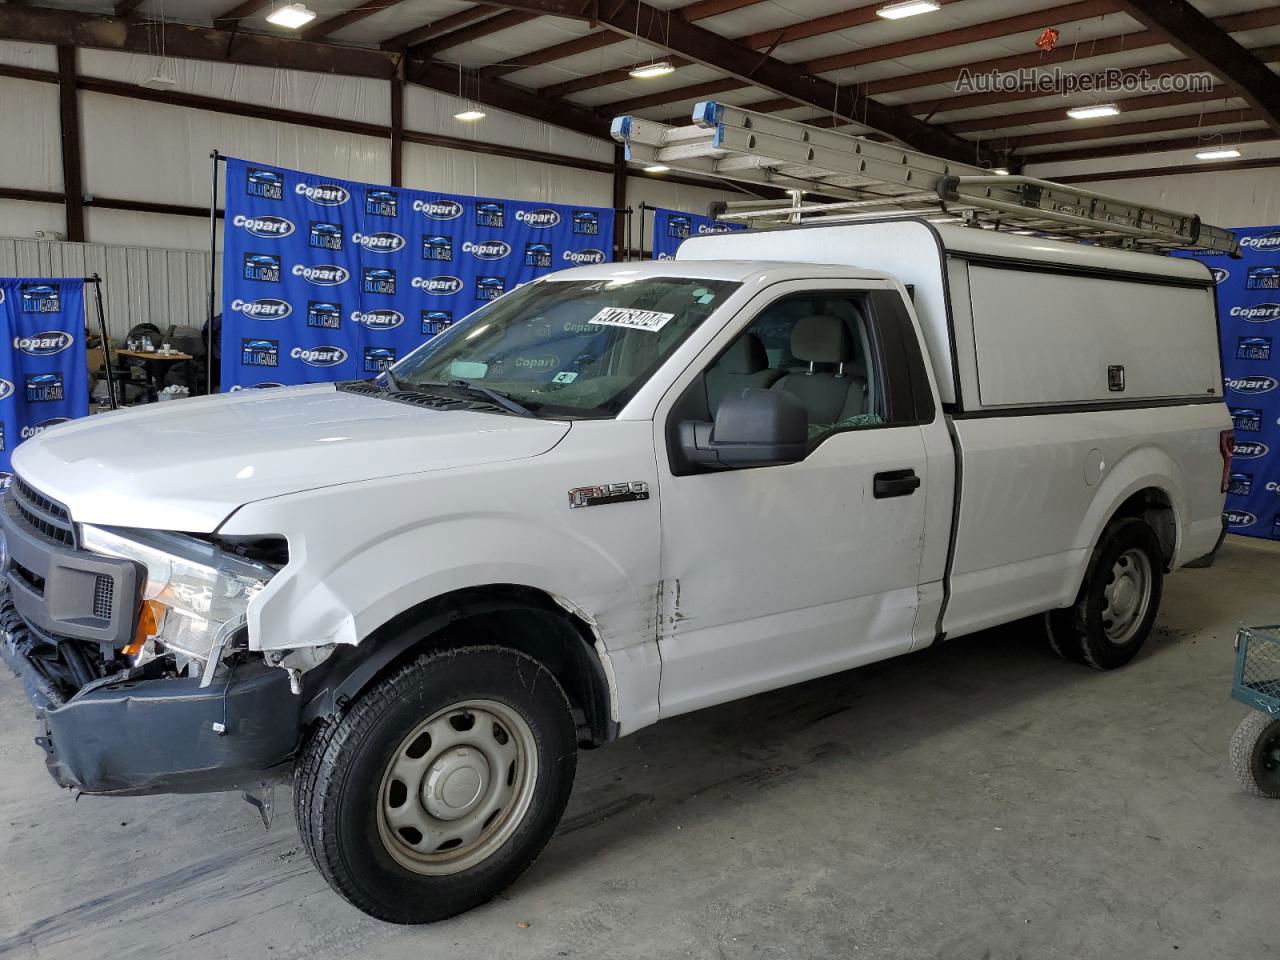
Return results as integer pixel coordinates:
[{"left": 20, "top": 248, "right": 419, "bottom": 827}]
[
  {"left": 445, "top": 379, "right": 537, "bottom": 418},
  {"left": 379, "top": 369, "right": 402, "bottom": 393}
]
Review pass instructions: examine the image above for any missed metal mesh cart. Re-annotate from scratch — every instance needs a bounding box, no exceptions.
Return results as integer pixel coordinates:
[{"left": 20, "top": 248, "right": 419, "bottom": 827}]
[{"left": 1230, "top": 626, "right": 1280, "bottom": 797}]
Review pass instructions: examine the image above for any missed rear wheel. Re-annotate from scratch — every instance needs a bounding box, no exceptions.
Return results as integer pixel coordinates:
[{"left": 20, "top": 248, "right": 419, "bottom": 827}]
[
  {"left": 1230, "top": 711, "right": 1280, "bottom": 798},
  {"left": 1045, "top": 517, "right": 1164, "bottom": 670},
  {"left": 294, "top": 645, "right": 577, "bottom": 923}
]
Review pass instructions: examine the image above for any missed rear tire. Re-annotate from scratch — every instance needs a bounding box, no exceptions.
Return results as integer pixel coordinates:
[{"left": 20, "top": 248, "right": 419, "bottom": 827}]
[
  {"left": 1045, "top": 517, "right": 1164, "bottom": 670},
  {"left": 1230, "top": 711, "right": 1280, "bottom": 798},
  {"left": 294, "top": 645, "right": 577, "bottom": 923}
]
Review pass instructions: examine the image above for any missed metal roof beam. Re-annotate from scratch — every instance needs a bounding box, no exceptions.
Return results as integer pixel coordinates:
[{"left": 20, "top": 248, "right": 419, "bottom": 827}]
[
  {"left": 1113, "top": 0, "right": 1280, "bottom": 134},
  {"left": 301, "top": 0, "right": 407, "bottom": 41}
]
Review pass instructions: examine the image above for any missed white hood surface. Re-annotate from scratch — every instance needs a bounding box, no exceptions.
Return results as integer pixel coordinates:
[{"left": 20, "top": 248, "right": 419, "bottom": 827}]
[{"left": 13, "top": 385, "right": 570, "bottom": 532}]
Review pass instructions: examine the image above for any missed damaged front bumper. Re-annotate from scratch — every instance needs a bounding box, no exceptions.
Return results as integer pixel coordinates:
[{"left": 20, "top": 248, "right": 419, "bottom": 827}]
[
  {"left": 0, "top": 477, "right": 303, "bottom": 796},
  {"left": 1, "top": 617, "right": 302, "bottom": 795}
]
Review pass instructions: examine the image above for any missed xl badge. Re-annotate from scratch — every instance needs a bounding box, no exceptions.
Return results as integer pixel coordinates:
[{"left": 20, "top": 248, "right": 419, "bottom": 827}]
[{"left": 568, "top": 481, "right": 650, "bottom": 509}]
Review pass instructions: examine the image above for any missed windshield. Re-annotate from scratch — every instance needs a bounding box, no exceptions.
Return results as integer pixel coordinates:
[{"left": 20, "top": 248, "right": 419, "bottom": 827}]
[{"left": 384, "top": 276, "right": 740, "bottom": 418}]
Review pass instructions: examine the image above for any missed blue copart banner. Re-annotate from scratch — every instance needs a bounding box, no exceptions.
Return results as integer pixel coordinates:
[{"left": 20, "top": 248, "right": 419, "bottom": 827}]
[
  {"left": 221, "top": 158, "right": 615, "bottom": 391},
  {"left": 0, "top": 277, "right": 88, "bottom": 475},
  {"left": 1180, "top": 227, "right": 1280, "bottom": 540},
  {"left": 650, "top": 207, "right": 744, "bottom": 260}
]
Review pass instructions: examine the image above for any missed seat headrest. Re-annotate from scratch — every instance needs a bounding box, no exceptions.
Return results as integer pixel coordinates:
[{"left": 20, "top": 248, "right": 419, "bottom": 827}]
[
  {"left": 791, "top": 315, "right": 854, "bottom": 364},
  {"left": 716, "top": 333, "right": 769, "bottom": 375}
]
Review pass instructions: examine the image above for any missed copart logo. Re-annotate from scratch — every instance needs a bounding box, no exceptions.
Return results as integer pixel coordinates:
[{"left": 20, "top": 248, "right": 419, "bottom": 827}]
[
  {"left": 291, "top": 345, "right": 348, "bottom": 367},
  {"left": 412, "top": 276, "right": 463, "bottom": 295},
  {"left": 352, "top": 231, "right": 406, "bottom": 254},
  {"left": 233, "top": 214, "right": 295, "bottom": 239},
  {"left": 563, "top": 248, "right": 606, "bottom": 265},
  {"left": 1210, "top": 267, "right": 1230, "bottom": 284},
  {"left": 292, "top": 263, "right": 349, "bottom": 286},
  {"left": 353, "top": 309, "right": 404, "bottom": 331},
  {"left": 13, "top": 331, "right": 73, "bottom": 356},
  {"left": 1233, "top": 439, "right": 1270, "bottom": 459},
  {"left": 20, "top": 417, "right": 69, "bottom": 440},
  {"left": 295, "top": 182, "right": 350, "bottom": 206},
  {"left": 1224, "top": 509, "right": 1257, "bottom": 527},
  {"left": 1231, "top": 303, "right": 1280, "bottom": 322},
  {"left": 516, "top": 208, "right": 560, "bottom": 229},
  {"left": 462, "top": 240, "right": 511, "bottom": 261},
  {"left": 230, "top": 298, "right": 291, "bottom": 320},
  {"left": 0, "top": 379, "right": 14, "bottom": 401},
  {"left": 1226, "top": 375, "right": 1278, "bottom": 394},
  {"left": 413, "top": 198, "right": 464, "bottom": 221},
  {"left": 1240, "top": 232, "right": 1280, "bottom": 251}
]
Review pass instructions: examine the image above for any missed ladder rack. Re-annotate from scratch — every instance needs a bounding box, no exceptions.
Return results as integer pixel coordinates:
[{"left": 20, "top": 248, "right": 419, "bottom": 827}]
[{"left": 611, "top": 102, "right": 1239, "bottom": 257}]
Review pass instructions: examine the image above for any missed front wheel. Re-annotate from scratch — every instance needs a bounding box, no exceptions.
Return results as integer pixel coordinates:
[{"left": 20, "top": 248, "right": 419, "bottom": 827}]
[
  {"left": 1230, "top": 711, "right": 1280, "bottom": 798},
  {"left": 294, "top": 645, "right": 578, "bottom": 923},
  {"left": 1046, "top": 517, "right": 1164, "bottom": 670}
]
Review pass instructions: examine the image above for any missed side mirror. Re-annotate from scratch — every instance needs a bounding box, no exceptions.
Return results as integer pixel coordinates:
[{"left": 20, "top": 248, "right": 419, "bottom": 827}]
[{"left": 679, "top": 388, "right": 808, "bottom": 469}]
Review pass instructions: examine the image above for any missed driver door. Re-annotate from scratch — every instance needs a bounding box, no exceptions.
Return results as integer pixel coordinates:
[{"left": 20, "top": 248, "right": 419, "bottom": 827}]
[{"left": 654, "top": 281, "right": 936, "bottom": 718}]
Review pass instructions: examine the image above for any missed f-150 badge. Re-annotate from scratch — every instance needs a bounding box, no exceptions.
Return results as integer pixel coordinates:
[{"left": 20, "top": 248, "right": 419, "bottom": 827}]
[{"left": 568, "top": 481, "right": 650, "bottom": 509}]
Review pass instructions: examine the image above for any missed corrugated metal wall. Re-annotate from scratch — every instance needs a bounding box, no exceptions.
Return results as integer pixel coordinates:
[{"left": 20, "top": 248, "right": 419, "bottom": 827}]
[{"left": 0, "top": 236, "right": 209, "bottom": 341}]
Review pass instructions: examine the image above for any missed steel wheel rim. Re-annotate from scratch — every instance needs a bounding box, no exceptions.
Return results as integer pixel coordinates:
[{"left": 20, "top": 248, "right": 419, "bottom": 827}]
[
  {"left": 376, "top": 699, "right": 538, "bottom": 876},
  {"left": 1101, "top": 548, "right": 1152, "bottom": 645}
]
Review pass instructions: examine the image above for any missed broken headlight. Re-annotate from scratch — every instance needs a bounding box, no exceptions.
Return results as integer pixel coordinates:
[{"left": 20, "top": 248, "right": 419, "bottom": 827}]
[{"left": 79, "top": 525, "right": 277, "bottom": 674}]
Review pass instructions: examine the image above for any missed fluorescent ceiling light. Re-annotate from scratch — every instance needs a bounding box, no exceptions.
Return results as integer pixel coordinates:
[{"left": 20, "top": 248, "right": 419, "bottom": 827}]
[
  {"left": 991, "top": 167, "right": 1010, "bottom": 175},
  {"left": 643, "top": 164, "right": 670, "bottom": 174},
  {"left": 876, "top": 0, "right": 941, "bottom": 19},
  {"left": 1196, "top": 148, "right": 1241, "bottom": 160},
  {"left": 629, "top": 61, "right": 676, "bottom": 80},
  {"left": 454, "top": 108, "right": 486, "bottom": 122},
  {"left": 1066, "top": 103, "right": 1120, "bottom": 120},
  {"left": 266, "top": 3, "right": 316, "bottom": 28}
]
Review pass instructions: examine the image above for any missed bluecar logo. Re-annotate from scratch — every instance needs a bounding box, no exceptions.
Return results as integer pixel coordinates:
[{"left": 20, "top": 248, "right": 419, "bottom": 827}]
[
  {"left": 307, "top": 301, "right": 342, "bottom": 329},
  {"left": 516, "top": 208, "right": 560, "bottom": 229},
  {"left": 422, "top": 310, "right": 453, "bottom": 336},
  {"left": 462, "top": 240, "right": 511, "bottom": 260},
  {"left": 295, "top": 182, "right": 350, "bottom": 206},
  {"left": 1210, "top": 267, "right": 1230, "bottom": 284},
  {"left": 25, "top": 372, "right": 64, "bottom": 402},
  {"left": 241, "top": 338, "right": 279, "bottom": 367},
  {"left": 0, "top": 379, "right": 14, "bottom": 401},
  {"left": 20, "top": 417, "right": 69, "bottom": 440},
  {"left": 525, "top": 242, "right": 552, "bottom": 268},
  {"left": 20, "top": 284, "right": 60, "bottom": 313},
  {"left": 1225, "top": 509, "right": 1257, "bottom": 527},
  {"left": 1231, "top": 407, "right": 1263, "bottom": 432},
  {"left": 292, "top": 263, "right": 349, "bottom": 286},
  {"left": 1234, "top": 440, "right": 1269, "bottom": 459},
  {"left": 1240, "top": 232, "right": 1280, "bottom": 251},
  {"left": 353, "top": 309, "right": 404, "bottom": 331},
  {"left": 412, "top": 276, "right": 463, "bottom": 295},
  {"left": 1231, "top": 303, "right": 1280, "bottom": 322},
  {"left": 572, "top": 210, "right": 599, "bottom": 235},
  {"left": 246, "top": 167, "right": 283, "bottom": 200},
  {"left": 234, "top": 214, "right": 295, "bottom": 239},
  {"left": 413, "top": 198, "right": 464, "bottom": 221},
  {"left": 291, "top": 345, "right": 348, "bottom": 367},
  {"left": 309, "top": 221, "right": 343, "bottom": 250},
  {"left": 352, "top": 231, "right": 406, "bottom": 254},
  {"left": 667, "top": 215, "right": 692, "bottom": 239},
  {"left": 1226, "top": 375, "right": 1278, "bottom": 394},
  {"left": 243, "top": 253, "right": 280, "bottom": 283},
  {"left": 423, "top": 235, "right": 453, "bottom": 261},
  {"left": 1229, "top": 472, "right": 1254, "bottom": 496},
  {"left": 13, "top": 331, "right": 73, "bottom": 356},
  {"left": 364, "top": 347, "right": 396, "bottom": 373},
  {"left": 230, "top": 297, "right": 291, "bottom": 320},
  {"left": 366, "top": 189, "right": 398, "bottom": 217},
  {"left": 563, "top": 248, "right": 605, "bottom": 265}
]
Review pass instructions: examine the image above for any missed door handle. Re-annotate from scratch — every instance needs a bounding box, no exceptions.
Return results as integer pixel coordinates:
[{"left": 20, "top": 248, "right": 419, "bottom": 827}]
[{"left": 874, "top": 468, "right": 921, "bottom": 499}]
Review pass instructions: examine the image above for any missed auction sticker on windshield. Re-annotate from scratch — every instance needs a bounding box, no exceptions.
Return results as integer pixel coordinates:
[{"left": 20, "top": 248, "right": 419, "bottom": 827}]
[{"left": 588, "top": 307, "right": 676, "bottom": 332}]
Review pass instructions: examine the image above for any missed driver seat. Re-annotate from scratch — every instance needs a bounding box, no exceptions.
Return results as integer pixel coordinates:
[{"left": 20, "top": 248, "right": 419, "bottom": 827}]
[{"left": 771, "top": 314, "right": 867, "bottom": 427}]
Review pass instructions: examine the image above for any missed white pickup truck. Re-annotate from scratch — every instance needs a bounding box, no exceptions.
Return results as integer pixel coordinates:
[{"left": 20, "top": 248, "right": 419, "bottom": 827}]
[{"left": 1, "top": 219, "right": 1230, "bottom": 923}]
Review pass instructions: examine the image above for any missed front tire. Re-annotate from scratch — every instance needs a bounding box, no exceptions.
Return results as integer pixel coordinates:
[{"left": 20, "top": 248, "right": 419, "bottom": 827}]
[
  {"left": 1230, "top": 711, "right": 1280, "bottom": 798},
  {"left": 294, "top": 645, "right": 577, "bottom": 923},
  {"left": 1045, "top": 517, "right": 1164, "bottom": 670}
]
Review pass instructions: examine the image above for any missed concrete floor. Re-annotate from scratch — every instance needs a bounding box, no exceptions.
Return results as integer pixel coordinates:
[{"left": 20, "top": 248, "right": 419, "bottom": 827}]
[{"left": 2, "top": 538, "right": 1279, "bottom": 960}]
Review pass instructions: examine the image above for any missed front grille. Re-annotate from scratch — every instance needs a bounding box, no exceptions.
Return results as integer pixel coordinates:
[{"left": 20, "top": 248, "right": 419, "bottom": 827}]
[
  {"left": 93, "top": 575, "right": 113, "bottom": 620},
  {"left": 9, "top": 476, "right": 75, "bottom": 547}
]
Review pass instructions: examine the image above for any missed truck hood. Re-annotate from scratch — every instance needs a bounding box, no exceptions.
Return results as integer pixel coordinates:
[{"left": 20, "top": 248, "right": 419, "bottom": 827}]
[{"left": 12, "top": 385, "right": 571, "bottom": 532}]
